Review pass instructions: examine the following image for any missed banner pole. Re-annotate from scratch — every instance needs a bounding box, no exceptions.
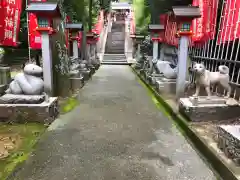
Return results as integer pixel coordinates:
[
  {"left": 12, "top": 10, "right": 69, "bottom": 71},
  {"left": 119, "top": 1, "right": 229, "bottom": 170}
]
[{"left": 26, "top": 0, "right": 31, "bottom": 61}]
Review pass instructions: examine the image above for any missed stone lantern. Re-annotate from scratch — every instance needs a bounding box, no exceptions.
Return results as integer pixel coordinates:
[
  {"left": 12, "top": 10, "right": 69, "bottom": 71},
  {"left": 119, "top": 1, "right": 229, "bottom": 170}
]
[
  {"left": 148, "top": 24, "right": 165, "bottom": 73},
  {"left": 86, "top": 32, "right": 98, "bottom": 73},
  {"left": 172, "top": 6, "right": 201, "bottom": 99},
  {"left": 86, "top": 32, "right": 100, "bottom": 70},
  {"left": 26, "top": 2, "right": 62, "bottom": 96},
  {"left": 130, "top": 33, "right": 145, "bottom": 61},
  {"left": 65, "top": 23, "right": 83, "bottom": 59}
]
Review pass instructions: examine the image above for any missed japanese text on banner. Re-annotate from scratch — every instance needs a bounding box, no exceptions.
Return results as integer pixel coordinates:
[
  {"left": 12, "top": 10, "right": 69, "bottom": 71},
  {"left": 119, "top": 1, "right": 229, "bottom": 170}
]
[{"left": 0, "top": 0, "right": 22, "bottom": 46}]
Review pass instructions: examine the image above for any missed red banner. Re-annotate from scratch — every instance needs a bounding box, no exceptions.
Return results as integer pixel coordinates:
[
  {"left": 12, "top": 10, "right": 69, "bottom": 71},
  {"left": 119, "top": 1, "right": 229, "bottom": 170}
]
[
  {"left": 65, "top": 15, "right": 71, "bottom": 49},
  {"left": 208, "top": 0, "right": 219, "bottom": 39},
  {"left": 28, "top": 0, "right": 47, "bottom": 49},
  {"left": 192, "top": 0, "right": 205, "bottom": 42},
  {"left": 234, "top": 1, "right": 240, "bottom": 39},
  {"left": 77, "top": 31, "right": 82, "bottom": 48},
  {"left": 92, "top": 10, "right": 104, "bottom": 37},
  {"left": 0, "top": 0, "right": 22, "bottom": 46},
  {"left": 192, "top": 0, "right": 218, "bottom": 44},
  {"left": 164, "top": 13, "right": 178, "bottom": 46},
  {"left": 130, "top": 10, "right": 135, "bottom": 35},
  {"left": 217, "top": 0, "right": 240, "bottom": 44}
]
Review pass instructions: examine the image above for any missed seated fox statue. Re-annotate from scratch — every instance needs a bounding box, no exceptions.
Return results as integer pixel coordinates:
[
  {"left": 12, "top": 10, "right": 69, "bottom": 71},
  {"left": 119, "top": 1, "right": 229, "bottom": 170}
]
[{"left": 5, "top": 64, "right": 44, "bottom": 95}]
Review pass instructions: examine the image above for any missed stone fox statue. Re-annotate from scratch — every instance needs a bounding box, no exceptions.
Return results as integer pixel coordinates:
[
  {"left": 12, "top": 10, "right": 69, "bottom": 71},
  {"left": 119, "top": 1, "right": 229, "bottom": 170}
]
[
  {"left": 5, "top": 64, "right": 44, "bottom": 95},
  {"left": 192, "top": 63, "right": 231, "bottom": 98}
]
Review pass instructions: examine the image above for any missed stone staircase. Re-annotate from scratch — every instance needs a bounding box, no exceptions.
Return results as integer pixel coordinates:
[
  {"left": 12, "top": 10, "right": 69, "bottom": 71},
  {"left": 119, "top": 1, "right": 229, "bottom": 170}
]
[
  {"left": 102, "top": 54, "right": 130, "bottom": 65},
  {"left": 102, "top": 19, "right": 130, "bottom": 65},
  {"left": 104, "top": 21, "right": 125, "bottom": 54}
]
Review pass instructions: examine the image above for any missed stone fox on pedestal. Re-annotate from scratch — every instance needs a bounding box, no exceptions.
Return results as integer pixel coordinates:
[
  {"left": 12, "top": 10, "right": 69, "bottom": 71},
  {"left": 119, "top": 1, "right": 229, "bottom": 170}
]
[{"left": 192, "top": 63, "right": 231, "bottom": 98}]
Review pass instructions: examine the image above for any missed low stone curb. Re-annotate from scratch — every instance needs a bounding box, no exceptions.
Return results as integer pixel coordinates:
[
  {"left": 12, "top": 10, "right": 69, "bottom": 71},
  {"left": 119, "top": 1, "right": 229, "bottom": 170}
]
[{"left": 131, "top": 66, "right": 237, "bottom": 180}]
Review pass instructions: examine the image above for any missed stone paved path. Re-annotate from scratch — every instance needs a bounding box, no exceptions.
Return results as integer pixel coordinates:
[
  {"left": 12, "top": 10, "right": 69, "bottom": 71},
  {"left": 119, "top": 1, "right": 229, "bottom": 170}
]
[{"left": 8, "top": 65, "right": 216, "bottom": 180}]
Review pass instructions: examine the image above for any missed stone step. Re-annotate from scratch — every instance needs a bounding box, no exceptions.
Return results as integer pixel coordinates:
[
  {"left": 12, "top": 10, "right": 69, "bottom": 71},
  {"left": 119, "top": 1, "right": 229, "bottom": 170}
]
[
  {"left": 103, "top": 59, "right": 127, "bottom": 62},
  {"left": 103, "top": 56, "right": 126, "bottom": 59},
  {"left": 101, "top": 61, "right": 131, "bottom": 65}
]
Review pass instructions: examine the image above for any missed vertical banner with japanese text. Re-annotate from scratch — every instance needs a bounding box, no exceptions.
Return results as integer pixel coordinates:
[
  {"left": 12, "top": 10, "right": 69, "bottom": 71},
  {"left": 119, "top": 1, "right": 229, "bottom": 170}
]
[
  {"left": 0, "top": 0, "right": 22, "bottom": 46},
  {"left": 217, "top": 0, "right": 240, "bottom": 44},
  {"left": 164, "top": 13, "right": 178, "bottom": 47},
  {"left": 192, "top": 0, "right": 218, "bottom": 44},
  {"left": 92, "top": 10, "right": 104, "bottom": 41},
  {"left": 233, "top": 0, "right": 240, "bottom": 39},
  {"left": 28, "top": 0, "right": 47, "bottom": 49},
  {"left": 130, "top": 10, "right": 135, "bottom": 35}
]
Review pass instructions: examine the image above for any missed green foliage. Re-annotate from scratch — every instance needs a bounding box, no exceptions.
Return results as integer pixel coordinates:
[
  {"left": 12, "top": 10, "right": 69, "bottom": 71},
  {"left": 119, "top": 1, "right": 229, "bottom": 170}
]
[
  {"left": 132, "top": 0, "right": 193, "bottom": 34},
  {"left": 133, "top": 0, "right": 150, "bottom": 35},
  {"left": 0, "top": 123, "right": 46, "bottom": 180},
  {"left": 63, "top": 0, "right": 110, "bottom": 30}
]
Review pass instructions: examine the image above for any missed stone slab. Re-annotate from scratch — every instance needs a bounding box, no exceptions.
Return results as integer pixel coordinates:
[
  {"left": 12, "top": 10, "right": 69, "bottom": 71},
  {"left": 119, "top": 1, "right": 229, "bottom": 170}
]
[
  {"left": 189, "top": 96, "right": 228, "bottom": 106},
  {"left": 161, "top": 77, "right": 177, "bottom": 82},
  {"left": 70, "top": 77, "right": 84, "bottom": 92},
  {"left": 157, "top": 81, "right": 176, "bottom": 94},
  {"left": 179, "top": 97, "right": 240, "bottom": 122},
  {"left": 217, "top": 125, "right": 240, "bottom": 166},
  {"left": 0, "top": 94, "right": 45, "bottom": 104},
  {"left": 0, "top": 97, "right": 59, "bottom": 124}
]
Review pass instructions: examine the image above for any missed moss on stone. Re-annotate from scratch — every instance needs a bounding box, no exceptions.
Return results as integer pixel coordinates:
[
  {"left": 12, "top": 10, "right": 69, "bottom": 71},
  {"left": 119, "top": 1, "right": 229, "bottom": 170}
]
[
  {"left": 60, "top": 97, "right": 79, "bottom": 114},
  {"left": 0, "top": 123, "right": 46, "bottom": 180}
]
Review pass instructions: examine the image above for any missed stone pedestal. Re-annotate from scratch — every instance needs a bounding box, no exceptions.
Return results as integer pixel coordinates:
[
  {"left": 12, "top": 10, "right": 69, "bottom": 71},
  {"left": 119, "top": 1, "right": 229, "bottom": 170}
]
[
  {"left": 179, "top": 96, "right": 240, "bottom": 122},
  {"left": 70, "top": 77, "right": 84, "bottom": 92},
  {"left": 41, "top": 32, "right": 53, "bottom": 96},
  {"left": 147, "top": 73, "right": 164, "bottom": 85},
  {"left": 0, "top": 67, "right": 11, "bottom": 84},
  {"left": 217, "top": 125, "right": 240, "bottom": 166},
  {"left": 0, "top": 85, "right": 7, "bottom": 95},
  {"left": 176, "top": 36, "right": 189, "bottom": 99},
  {"left": 0, "top": 97, "right": 59, "bottom": 124},
  {"left": 80, "top": 70, "right": 91, "bottom": 81},
  {"left": 156, "top": 78, "right": 180, "bottom": 94},
  {"left": 0, "top": 67, "right": 11, "bottom": 95},
  {"left": 72, "top": 40, "right": 79, "bottom": 59}
]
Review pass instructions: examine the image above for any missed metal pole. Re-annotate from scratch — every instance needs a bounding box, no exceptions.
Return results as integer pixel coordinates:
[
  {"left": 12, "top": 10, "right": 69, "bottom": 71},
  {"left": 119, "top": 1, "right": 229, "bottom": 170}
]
[
  {"left": 89, "top": 0, "right": 93, "bottom": 32},
  {"left": 26, "top": 0, "right": 31, "bottom": 61}
]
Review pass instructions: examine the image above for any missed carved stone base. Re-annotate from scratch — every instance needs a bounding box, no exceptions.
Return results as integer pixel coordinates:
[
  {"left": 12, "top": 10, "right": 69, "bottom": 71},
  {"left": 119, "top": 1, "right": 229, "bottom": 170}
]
[
  {"left": 217, "top": 125, "right": 240, "bottom": 166},
  {"left": 0, "top": 97, "right": 59, "bottom": 124},
  {"left": 156, "top": 79, "right": 177, "bottom": 94},
  {"left": 80, "top": 70, "right": 91, "bottom": 81},
  {"left": 89, "top": 66, "right": 95, "bottom": 74},
  {"left": 70, "top": 77, "right": 84, "bottom": 92},
  {"left": 69, "top": 70, "right": 80, "bottom": 78},
  {"left": 69, "top": 71, "right": 80, "bottom": 78},
  {"left": 147, "top": 74, "right": 164, "bottom": 85},
  {"left": 179, "top": 97, "right": 240, "bottom": 121},
  {"left": 134, "top": 63, "right": 143, "bottom": 70},
  {"left": 139, "top": 69, "right": 145, "bottom": 75},
  {"left": 94, "top": 64, "right": 100, "bottom": 70}
]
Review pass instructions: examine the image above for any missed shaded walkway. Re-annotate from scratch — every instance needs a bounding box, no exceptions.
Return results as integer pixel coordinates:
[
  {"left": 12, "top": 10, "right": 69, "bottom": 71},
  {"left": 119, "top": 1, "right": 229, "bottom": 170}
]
[{"left": 9, "top": 66, "right": 215, "bottom": 180}]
